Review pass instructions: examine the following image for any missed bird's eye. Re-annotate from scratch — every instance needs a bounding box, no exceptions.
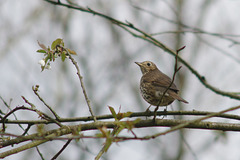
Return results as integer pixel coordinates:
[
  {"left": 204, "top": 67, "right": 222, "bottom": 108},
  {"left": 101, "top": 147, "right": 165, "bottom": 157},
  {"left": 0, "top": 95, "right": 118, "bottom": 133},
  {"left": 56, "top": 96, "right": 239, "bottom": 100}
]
[{"left": 147, "top": 63, "right": 151, "bottom": 66}]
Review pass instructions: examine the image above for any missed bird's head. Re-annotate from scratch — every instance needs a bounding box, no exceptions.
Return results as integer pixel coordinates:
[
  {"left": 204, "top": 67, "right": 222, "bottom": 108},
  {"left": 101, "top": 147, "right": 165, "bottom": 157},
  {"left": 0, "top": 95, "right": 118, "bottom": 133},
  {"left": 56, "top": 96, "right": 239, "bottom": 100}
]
[{"left": 135, "top": 61, "right": 157, "bottom": 75}]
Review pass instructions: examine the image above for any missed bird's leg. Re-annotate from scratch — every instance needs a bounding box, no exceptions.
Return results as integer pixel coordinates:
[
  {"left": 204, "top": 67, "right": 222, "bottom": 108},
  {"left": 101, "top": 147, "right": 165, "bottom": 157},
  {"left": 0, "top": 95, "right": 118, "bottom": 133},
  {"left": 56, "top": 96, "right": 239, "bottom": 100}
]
[
  {"left": 144, "top": 105, "right": 152, "bottom": 120},
  {"left": 164, "top": 106, "right": 167, "bottom": 112},
  {"left": 153, "top": 105, "right": 160, "bottom": 122},
  {"left": 162, "top": 106, "right": 168, "bottom": 119},
  {"left": 153, "top": 98, "right": 164, "bottom": 121}
]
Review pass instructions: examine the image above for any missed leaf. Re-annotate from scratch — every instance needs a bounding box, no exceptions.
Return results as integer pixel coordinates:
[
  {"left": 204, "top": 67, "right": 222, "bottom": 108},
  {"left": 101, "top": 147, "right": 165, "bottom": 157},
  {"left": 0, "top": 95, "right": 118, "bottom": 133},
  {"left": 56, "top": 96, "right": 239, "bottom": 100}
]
[
  {"left": 67, "top": 48, "right": 77, "bottom": 55},
  {"left": 41, "top": 65, "right": 45, "bottom": 72},
  {"left": 117, "top": 111, "right": 133, "bottom": 120},
  {"left": 37, "top": 41, "right": 47, "bottom": 50},
  {"left": 127, "top": 118, "right": 141, "bottom": 130},
  {"left": 36, "top": 124, "right": 45, "bottom": 134},
  {"left": 48, "top": 52, "right": 53, "bottom": 61},
  {"left": 44, "top": 56, "right": 49, "bottom": 64},
  {"left": 36, "top": 49, "right": 47, "bottom": 53},
  {"left": 108, "top": 106, "right": 118, "bottom": 121},
  {"left": 61, "top": 52, "right": 66, "bottom": 62},
  {"left": 95, "top": 133, "right": 104, "bottom": 138},
  {"left": 118, "top": 118, "right": 141, "bottom": 132},
  {"left": 114, "top": 125, "right": 125, "bottom": 136},
  {"left": 51, "top": 38, "right": 63, "bottom": 50},
  {"left": 122, "top": 112, "right": 133, "bottom": 118},
  {"left": 132, "top": 118, "right": 141, "bottom": 124}
]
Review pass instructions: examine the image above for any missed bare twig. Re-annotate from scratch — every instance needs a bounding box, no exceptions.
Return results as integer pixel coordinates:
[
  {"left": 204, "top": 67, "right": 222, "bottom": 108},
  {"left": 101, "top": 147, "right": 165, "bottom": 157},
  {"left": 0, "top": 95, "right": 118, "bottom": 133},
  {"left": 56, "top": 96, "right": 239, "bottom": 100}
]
[
  {"left": 51, "top": 139, "right": 72, "bottom": 160},
  {"left": 95, "top": 145, "right": 106, "bottom": 160},
  {"left": 0, "top": 97, "right": 45, "bottom": 159},
  {"left": 22, "top": 124, "right": 33, "bottom": 136},
  {"left": 32, "top": 85, "right": 61, "bottom": 120},
  {"left": 95, "top": 125, "right": 120, "bottom": 160},
  {"left": 1, "top": 106, "right": 35, "bottom": 132},
  {"left": 0, "top": 96, "right": 10, "bottom": 115},
  {"left": 153, "top": 46, "right": 185, "bottom": 120},
  {"left": 131, "top": 5, "right": 240, "bottom": 45},
  {"left": 22, "top": 96, "right": 63, "bottom": 127},
  {"left": 67, "top": 54, "right": 97, "bottom": 122}
]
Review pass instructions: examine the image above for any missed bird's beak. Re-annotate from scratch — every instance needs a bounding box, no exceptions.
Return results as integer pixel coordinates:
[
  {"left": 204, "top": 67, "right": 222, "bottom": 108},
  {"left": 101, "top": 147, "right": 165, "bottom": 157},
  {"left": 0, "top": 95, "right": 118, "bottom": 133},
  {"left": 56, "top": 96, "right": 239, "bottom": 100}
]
[{"left": 135, "top": 62, "right": 141, "bottom": 66}]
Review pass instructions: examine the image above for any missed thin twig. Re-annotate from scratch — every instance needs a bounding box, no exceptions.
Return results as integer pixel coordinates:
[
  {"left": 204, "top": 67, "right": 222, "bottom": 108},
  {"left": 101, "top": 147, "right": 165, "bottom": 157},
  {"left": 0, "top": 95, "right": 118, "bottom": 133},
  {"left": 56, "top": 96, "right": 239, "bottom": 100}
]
[
  {"left": 22, "top": 124, "right": 33, "bottom": 136},
  {"left": 0, "top": 97, "right": 45, "bottom": 160},
  {"left": 35, "top": 146, "right": 45, "bottom": 160},
  {"left": 131, "top": 5, "right": 240, "bottom": 45},
  {"left": 67, "top": 54, "right": 97, "bottom": 122},
  {"left": 95, "top": 145, "right": 106, "bottom": 160},
  {"left": 51, "top": 139, "right": 72, "bottom": 160},
  {"left": 0, "top": 96, "right": 9, "bottom": 115},
  {"left": 22, "top": 96, "right": 63, "bottom": 127},
  {"left": 153, "top": 46, "right": 185, "bottom": 120},
  {"left": 1, "top": 106, "right": 34, "bottom": 132},
  {"left": 32, "top": 85, "right": 61, "bottom": 120},
  {"left": 95, "top": 126, "right": 120, "bottom": 160}
]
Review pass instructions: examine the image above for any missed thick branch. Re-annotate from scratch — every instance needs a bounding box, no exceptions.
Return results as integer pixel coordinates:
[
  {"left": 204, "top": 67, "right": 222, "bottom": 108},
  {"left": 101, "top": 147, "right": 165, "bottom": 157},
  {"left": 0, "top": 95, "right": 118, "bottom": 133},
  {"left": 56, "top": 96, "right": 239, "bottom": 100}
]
[
  {"left": 2, "top": 117, "right": 240, "bottom": 149},
  {"left": 1, "top": 103, "right": 240, "bottom": 158},
  {"left": 2, "top": 110, "right": 240, "bottom": 125}
]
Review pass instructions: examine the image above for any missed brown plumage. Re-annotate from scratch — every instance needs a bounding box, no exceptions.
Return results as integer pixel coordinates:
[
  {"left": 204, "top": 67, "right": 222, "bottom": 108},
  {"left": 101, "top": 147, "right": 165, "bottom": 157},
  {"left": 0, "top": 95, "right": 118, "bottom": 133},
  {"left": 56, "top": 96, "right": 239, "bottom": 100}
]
[{"left": 135, "top": 61, "right": 188, "bottom": 106}]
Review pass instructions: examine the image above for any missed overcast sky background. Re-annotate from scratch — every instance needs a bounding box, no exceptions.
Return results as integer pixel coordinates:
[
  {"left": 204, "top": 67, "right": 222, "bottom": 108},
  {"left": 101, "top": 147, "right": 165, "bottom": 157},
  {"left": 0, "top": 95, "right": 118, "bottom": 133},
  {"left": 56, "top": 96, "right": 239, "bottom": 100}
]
[{"left": 1, "top": 0, "right": 240, "bottom": 160}]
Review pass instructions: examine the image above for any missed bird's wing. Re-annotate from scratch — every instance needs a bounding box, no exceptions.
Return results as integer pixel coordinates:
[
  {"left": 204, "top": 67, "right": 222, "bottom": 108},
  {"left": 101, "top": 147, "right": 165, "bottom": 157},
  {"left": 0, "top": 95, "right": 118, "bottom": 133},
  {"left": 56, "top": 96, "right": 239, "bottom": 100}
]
[
  {"left": 150, "top": 70, "right": 179, "bottom": 93},
  {"left": 151, "top": 78, "right": 188, "bottom": 103},
  {"left": 151, "top": 80, "right": 179, "bottom": 93}
]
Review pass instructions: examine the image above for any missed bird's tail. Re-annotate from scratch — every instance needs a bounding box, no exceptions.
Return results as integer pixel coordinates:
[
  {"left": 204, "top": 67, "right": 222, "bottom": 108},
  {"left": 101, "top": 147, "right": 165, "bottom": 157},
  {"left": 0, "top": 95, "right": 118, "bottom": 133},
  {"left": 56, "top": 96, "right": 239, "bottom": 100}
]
[{"left": 170, "top": 92, "right": 188, "bottom": 104}]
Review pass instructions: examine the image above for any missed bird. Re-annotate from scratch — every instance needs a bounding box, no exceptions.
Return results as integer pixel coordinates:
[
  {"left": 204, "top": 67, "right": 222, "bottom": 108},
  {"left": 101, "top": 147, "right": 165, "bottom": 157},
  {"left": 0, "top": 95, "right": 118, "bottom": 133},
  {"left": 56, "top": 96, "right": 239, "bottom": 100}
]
[{"left": 135, "top": 61, "right": 188, "bottom": 108}]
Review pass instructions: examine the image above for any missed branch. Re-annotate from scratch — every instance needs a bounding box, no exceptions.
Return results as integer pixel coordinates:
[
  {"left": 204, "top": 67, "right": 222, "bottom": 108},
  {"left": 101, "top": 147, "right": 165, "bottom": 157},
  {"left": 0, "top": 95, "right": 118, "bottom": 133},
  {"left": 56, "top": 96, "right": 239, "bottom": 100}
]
[
  {"left": 1, "top": 105, "right": 240, "bottom": 149},
  {"left": 0, "top": 137, "right": 51, "bottom": 158},
  {"left": 1, "top": 117, "right": 240, "bottom": 158},
  {"left": 1, "top": 106, "right": 35, "bottom": 132},
  {"left": 0, "top": 97, "right": 45, "bottom": 159},
  {"left": 37, "top": 39, "right": 97, "bottom": 122},
  {"left": 43, "top": 0, "right": 240, "bottom": 100},
  {"left": 67, "top": 54, "right": 97, "bottom": 122},
  {"left": 32, "top": 85, "right": 61, "bottom": 120},
  {"left": 147, "top": 104, "right": 240, "bottom": 139},
  {"left": 3, "top": 110, "right": 240, "bottom": 124},
  {"left": 132, "top": 5, "right": 240, "bottom": 46},
  {"left": 153, "top": 46, "right": 185, "bottom": 120},
  {"left": 51, "top": 139, "right": 72, "bottom": 160},
  {"left": 22, "top": 96, "right": 63, "bottom": 127}
]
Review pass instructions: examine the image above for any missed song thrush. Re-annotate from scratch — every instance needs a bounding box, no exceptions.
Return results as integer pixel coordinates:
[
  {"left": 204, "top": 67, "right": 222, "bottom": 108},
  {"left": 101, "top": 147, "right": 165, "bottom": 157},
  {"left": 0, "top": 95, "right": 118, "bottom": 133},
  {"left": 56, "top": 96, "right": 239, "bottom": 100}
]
[{"left": 135, "top": 61, "right": 188, "bottom": 107}]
